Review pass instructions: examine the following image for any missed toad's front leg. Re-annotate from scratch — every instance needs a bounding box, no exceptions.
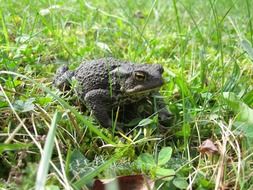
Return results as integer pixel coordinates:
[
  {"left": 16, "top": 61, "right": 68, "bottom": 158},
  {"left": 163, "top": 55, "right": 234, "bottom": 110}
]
[{"left": 85, "top": 89, "right": 113, "bottom": 128}]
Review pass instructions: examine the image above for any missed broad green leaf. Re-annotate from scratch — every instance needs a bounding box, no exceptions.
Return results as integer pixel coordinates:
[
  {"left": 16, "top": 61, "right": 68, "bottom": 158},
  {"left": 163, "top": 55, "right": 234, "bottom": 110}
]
[
  {"left": 173, "top": 177, "right": 189, "bottom": 189},
  {"left": 155, "top": 167, "right": 175, "bottom": 181},
  {"left": 13, "top": 98, "right": 35, "bottom": 112},
  {"left": 243, "top": 123, "right": 253, "bottom": 138},
  {"left": 234, "top": 121, "right": 253, "bottom": 138},
  {"left": 137, "top": 153, "right": 155, "bottom": 168},
  {"left": 68, "top": 149, "right": 91, "bottom": 178},
  {"left": 198, "top": 178, "right": 215, "bottom": 188},
  {"left": 73, "top": 148, "right": 127, "bottom": 189},
  {"left": 223, "top": 92, "right": 253, "bottom": 124},
  {"left": 158, "top": 147, "right": 172, "bottom": 166},
  {"left": 5, "top": 77, "right": 22, "bottom": 88},
  {"left": 36, "top": 96, "right": 53, "bottom": 106}
]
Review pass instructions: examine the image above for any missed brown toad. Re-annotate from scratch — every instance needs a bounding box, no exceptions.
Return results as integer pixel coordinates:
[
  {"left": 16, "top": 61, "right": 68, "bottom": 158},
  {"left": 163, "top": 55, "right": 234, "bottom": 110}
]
[{"left": 54, "top": 57, "right": 172, "bottom": 128}]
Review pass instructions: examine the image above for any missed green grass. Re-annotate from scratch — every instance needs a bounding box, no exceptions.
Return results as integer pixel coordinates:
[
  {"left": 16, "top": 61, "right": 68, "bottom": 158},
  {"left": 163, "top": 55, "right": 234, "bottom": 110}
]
[{"left": 1, "top": 0, "right": 253, "bottom": 189}]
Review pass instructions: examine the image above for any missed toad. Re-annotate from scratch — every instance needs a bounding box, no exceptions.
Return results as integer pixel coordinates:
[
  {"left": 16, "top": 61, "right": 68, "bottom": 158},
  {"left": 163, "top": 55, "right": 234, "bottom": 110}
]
[{"left": 54, "top": 57, "right": 172, "bottom": 128}]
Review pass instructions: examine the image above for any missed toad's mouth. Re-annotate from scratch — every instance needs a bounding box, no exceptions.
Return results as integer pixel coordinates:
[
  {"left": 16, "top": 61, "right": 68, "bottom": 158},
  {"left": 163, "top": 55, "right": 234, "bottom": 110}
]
[
  {"left": 124, "top": 85, "right": 162, "bottom": 95},
  {"left": 121, "top": 78, "right": 164, "bottom": 94}
]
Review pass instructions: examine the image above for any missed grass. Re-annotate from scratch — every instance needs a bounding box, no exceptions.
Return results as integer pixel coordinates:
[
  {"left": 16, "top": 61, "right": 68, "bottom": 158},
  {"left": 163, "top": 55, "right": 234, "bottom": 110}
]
[{"left": 0, "top": 0, "right": 253, "bottom": 189}]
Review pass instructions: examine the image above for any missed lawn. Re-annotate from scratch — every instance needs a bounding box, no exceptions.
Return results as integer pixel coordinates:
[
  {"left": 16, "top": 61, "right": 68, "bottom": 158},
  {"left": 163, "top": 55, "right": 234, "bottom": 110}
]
[{"left": 1, "top": 0, "right": 253, "bottom": 189}]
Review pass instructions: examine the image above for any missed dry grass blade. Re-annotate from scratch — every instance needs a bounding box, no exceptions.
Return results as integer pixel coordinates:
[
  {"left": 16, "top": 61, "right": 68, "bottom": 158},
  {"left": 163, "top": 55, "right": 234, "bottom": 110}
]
[{"left": 213, "top": 119, "right": 242, "bottom": 190}]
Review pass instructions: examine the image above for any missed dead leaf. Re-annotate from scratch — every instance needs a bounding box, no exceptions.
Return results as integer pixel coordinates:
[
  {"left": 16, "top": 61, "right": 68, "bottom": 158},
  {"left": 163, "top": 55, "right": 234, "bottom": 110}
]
[
  {"left": 92, "top": 174, "right": 154, "bottom": 190},
  {"left": 199, "top": 139, "right": 219, "bottom": 155}
]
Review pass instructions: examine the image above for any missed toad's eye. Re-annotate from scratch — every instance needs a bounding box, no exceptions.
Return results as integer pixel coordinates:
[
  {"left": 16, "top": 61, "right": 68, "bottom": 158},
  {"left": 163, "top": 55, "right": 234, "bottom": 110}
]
[{"left": 134, "top": 71, "right": 146, "bottom": 81}]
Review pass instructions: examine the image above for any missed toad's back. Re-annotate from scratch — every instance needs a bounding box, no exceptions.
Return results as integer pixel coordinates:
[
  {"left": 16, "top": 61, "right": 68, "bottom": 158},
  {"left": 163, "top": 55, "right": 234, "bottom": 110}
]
[{"left": 74, "top": 57, "right": 127, "bottom": 96}]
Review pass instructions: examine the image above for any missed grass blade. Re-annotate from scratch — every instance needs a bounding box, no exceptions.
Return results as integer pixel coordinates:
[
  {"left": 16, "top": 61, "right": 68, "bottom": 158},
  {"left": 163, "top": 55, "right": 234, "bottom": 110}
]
[
  {"left": 241, "top": 39, "right": 253, "bottom": 62},
  {"left": 35, "top": 111, "right": 60, "bottom": 190},
  {"left": 0, "top": 143, "right": 31, "bottom": 154}
]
